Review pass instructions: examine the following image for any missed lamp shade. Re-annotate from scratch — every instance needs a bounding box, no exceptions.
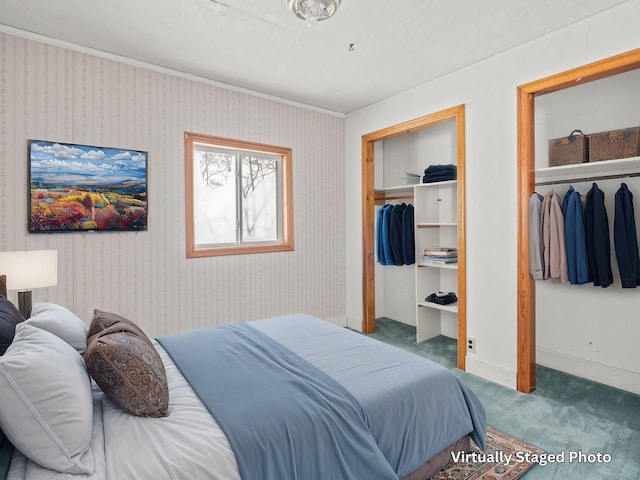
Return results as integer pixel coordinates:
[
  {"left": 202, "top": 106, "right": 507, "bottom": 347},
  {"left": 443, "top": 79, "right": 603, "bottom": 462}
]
[{"left": 0, "top": 250, "right": 58, "bottom": 291}]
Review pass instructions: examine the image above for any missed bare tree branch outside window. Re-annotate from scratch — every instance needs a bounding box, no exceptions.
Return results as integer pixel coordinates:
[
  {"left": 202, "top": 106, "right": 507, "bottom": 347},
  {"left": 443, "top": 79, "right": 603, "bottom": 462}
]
[
  {"left": 199, "top": 151, "right": 233, "bottom": 188},
  {"left": 198, "top": 151, "right": 276, "bottom": 197},
  {"left": 240, "top": 155, "right": 276, "bottom": 198},
  {"left": 198, "top": 149, "right": 277, "bottom": 239}
]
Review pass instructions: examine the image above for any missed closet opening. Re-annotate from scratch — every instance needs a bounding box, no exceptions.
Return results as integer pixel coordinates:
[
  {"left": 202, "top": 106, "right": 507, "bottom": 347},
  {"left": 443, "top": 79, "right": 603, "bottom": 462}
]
[
  {"left": 517, "top": 48, "right": 640, "bottom": 394},
  {"left": 361, "top": 105, "right": 467, "bottom": 370}
]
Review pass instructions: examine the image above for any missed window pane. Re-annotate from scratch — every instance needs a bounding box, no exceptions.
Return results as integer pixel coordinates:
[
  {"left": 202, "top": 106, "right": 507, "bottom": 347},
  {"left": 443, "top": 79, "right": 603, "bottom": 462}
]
[
  {"left": 241, "top": 154, "right": 278, "bottom": 242},
  {"left": 193, "top": 149, "right": 237, "bottom": 246}
]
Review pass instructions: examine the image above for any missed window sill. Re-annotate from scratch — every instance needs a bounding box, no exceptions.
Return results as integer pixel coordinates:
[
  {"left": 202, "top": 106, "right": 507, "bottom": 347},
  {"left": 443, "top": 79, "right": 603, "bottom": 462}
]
[{"left": 187, "top": 242, "right": 294, "bottom": 258}]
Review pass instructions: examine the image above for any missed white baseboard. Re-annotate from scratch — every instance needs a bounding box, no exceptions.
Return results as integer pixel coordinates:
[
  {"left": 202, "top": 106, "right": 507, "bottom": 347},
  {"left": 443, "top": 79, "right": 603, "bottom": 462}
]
[
  {"left": 346, "top": 315, "right": 363, "bottom": 332},
  {"left": 537, "top": 347, "right": 640, "bottom": 396},
  {"left": 465, "top": 355, "right": 517, "bottom": 390}
]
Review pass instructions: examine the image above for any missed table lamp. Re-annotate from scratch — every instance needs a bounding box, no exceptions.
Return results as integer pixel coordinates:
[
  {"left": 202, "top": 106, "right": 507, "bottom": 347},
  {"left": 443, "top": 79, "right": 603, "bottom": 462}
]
[{"left": 0, "top": 250, "right": 58, "bottom": 318}]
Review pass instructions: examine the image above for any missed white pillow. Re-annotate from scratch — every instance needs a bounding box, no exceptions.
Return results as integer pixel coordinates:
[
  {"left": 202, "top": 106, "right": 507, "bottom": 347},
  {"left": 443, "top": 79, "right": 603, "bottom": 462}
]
[
  {"left": 0, "top": 323, "right": 94, "bottom": 474},
  {"left": 27, "top": 302, "right": 88, "bottom": 354}
]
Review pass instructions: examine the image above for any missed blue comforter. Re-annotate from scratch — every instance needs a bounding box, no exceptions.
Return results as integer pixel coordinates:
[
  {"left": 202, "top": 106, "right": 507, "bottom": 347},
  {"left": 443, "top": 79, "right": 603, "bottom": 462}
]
[{"left": 158, "top": 314, "right": 486, "bottom": 480}]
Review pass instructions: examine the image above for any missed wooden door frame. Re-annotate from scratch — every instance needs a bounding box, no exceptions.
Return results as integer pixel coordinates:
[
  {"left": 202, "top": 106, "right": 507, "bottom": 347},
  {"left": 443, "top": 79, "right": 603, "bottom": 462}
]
[
  {"left": 516, "top": 48, "right": 640, "bottom": 393},
  {"left": 362, "top": 104, "right": 467, "bottom": 370}
]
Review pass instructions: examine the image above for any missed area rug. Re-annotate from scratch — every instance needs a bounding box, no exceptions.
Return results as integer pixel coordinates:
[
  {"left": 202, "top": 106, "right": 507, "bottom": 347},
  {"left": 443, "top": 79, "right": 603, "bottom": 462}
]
[{"left": 429, "top": 425, "right": 544, "bottom": 479}]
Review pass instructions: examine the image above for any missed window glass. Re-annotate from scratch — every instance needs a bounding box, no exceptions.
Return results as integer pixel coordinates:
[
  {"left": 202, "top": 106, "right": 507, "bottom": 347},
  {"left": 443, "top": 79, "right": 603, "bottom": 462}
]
[
  {"left": 241, "top": 153, "right": 279, "bottom": 243},
  {"left": 194, "top": 149, "right": 237, "bottom": 246}
]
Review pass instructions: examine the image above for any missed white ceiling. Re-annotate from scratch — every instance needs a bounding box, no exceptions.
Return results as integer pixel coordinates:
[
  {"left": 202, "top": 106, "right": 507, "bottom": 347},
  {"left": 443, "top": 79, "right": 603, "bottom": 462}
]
[{"left": 0, "top": 0, "right": 630, "bottom": 114}]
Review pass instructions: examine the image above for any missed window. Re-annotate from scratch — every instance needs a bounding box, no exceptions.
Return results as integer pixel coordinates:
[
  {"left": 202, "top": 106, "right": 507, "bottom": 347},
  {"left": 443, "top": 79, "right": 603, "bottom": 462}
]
[{"left": 185, "top": 133, "right": 294, "bottom": 257}]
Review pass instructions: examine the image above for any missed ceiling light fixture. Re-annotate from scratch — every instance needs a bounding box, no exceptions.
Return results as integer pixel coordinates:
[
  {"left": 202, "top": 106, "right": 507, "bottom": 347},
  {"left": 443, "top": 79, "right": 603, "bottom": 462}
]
[{"left": 287, "top": 0, "right": 341, "bottom": 26}]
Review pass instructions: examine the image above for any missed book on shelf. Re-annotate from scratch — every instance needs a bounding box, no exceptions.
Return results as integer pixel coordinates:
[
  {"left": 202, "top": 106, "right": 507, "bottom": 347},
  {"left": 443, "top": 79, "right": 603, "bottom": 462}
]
[
  {"left": 422, "top": 256, "right": 458, "bottom": 264},
  {"left": 423, "top": 247, "right": 457, "bottom": 256}
]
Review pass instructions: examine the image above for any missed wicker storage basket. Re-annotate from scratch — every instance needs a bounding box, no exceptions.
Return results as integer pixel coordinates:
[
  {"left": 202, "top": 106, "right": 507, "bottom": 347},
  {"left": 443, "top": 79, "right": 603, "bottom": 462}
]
[
  {"left": 587, "top": 127, "right": 640, "bottom": 162},
  {"left": 548, "top": 130, "right": 588, "bottom": 167}
]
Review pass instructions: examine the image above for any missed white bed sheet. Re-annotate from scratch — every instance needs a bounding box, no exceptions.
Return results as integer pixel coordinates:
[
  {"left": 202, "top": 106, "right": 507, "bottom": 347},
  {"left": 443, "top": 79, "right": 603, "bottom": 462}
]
[{"left": 7, "top": 341, "right": 241, "bottom": 480}]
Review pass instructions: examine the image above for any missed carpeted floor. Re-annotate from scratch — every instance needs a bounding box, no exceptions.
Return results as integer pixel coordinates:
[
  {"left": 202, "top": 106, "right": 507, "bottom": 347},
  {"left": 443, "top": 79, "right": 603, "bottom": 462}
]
[{"left": 369, "top": 317, "right": 640, "bottom": 480}]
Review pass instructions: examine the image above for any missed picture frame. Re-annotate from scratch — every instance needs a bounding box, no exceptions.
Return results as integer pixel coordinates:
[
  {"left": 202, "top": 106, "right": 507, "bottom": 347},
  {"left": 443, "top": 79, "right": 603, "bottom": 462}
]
[{"left": 28, "top": 139, "right": 148, "bottom": 233}]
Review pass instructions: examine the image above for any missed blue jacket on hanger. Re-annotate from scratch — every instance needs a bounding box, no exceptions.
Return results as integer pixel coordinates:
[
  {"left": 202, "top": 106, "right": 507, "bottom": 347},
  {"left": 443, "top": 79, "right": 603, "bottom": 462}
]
[
  {"left": 377, "top": 204, "right": 393, "bottom": 265},
  {"left": 376, "top": 205, "right": 385, "bottom": 264},
  {"left": 614, "top": 183, "right": 640, "bottom": 288},
  {"left": 584, "top": 183, "right": 613, "bottom": 288},
  {"left": 401, "top": 204, "right": 415, "bottom": 265},
  {"left": 389, "top": 204, "right": 407, "bottom": 266},
  {"left": 376, "top": 203, "right": 415, "bottom": 266},
  {"left": 563, "top": 187, "right": 589, "bottom": 285}
]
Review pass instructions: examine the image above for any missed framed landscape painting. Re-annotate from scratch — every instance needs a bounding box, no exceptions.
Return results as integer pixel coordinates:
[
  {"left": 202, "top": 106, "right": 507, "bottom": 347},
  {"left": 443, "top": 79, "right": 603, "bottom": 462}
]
[{"left": 28, "top": 140, "right": 148, "bottom": 232}]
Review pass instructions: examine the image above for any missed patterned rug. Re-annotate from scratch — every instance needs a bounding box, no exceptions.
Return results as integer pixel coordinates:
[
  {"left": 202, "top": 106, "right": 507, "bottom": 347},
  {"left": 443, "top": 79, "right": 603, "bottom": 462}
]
[{"left": 429, "top": 425, "right": 544, "bottom": 479}]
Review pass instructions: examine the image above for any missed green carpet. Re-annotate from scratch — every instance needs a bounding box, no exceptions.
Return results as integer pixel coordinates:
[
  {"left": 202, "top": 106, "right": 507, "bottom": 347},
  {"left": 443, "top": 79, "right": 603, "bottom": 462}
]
[{"left": 369, "top": 317, "right": 640, "bottom": 480}]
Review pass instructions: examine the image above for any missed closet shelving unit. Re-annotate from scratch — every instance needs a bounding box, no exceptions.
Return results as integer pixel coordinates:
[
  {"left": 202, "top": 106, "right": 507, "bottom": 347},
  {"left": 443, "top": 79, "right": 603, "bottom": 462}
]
[
  {"left": 373, "top": 179, "right": 460, "bottom": 337},
  {"left": 414, "top": 180, "right": 459, "bottom": 341},
  {"left": 363, "top": 104, "right": 467, "bottom": 369}
]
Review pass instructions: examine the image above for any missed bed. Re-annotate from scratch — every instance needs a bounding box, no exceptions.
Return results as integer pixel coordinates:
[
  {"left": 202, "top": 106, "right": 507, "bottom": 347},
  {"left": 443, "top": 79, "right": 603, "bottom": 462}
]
[{"left": 0, "top": 281, "right": 486, "bottom": 480}]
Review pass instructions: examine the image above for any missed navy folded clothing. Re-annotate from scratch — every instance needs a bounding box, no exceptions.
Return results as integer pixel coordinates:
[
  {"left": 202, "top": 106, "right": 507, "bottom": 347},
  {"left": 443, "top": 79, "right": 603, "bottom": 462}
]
[
  {"left": 422, "top": 164, "right": 457, "bottom": 183},
  {"left": 423, "top": 174, "right": 456, "bottom": 183},
  {"left": 424, "top": 164, "right": 456, "bottom": 173},
  {"left": 425, "top": 291, "right": 458, "bottom": 305}
]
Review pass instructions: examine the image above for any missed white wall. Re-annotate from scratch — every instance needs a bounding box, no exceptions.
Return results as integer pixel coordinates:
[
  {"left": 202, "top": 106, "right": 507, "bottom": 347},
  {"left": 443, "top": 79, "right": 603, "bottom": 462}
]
[
  {"left": 345, "top": 1, "right": 640, "bottom": 390},
  {"left": 0, "top": 31, "right": 346, "bottom": 336}
]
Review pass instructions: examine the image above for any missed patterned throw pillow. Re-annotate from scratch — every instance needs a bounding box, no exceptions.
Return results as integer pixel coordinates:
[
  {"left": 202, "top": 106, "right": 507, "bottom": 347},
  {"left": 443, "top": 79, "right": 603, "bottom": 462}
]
[
  {"left": 87, "top": 309, "right": 144, "bottom": 342},
  {"left": 85, "top": 310, "right": 169, "bottom": 418}
]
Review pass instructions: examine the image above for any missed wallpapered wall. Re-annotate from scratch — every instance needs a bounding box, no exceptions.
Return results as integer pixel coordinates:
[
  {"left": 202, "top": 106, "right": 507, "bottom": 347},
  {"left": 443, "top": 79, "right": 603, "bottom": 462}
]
[{"left": 0, "top": 32, "right": 346, "bottom": 336}]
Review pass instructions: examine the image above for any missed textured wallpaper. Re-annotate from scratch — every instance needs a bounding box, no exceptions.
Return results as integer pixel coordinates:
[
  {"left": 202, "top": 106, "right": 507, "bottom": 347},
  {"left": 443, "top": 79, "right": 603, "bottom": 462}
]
[{"left": 0, "top": 32, "right": 346, "bottom": 335}]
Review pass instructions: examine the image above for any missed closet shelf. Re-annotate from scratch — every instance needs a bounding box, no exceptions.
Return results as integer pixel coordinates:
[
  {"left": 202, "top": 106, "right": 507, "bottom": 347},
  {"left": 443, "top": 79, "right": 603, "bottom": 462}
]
[
  {"left": 375, "top": 179, "right": 457, "bottom": 195},
  {"left": 535, "top": 156, "right": 640, "bottom": 186},
  {"left": 415, "top": 180, "right": 457, "bottom": 188},
  {"left": 418, "top": 262, "right": 458, "bottom": 270},
  {"left": 375, "top": 184, "right": 414, "bottom": 194},
  {"left": 416, "top": 222, "right": 457, "bottom": 228},
  {"left": 374, "top": 185, "right": 414, "bottom": 203},
  {"left": 417, "top": 301, "right": 458, "bottom": 313}
]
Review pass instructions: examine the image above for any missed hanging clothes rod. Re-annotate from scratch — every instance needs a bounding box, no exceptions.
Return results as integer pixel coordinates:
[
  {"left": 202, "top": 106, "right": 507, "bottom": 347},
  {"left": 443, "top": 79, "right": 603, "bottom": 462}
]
[{"left": 535, "top": 171, "right": 640, "bottom": 186}]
